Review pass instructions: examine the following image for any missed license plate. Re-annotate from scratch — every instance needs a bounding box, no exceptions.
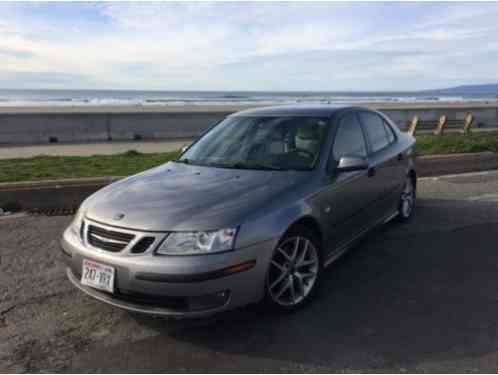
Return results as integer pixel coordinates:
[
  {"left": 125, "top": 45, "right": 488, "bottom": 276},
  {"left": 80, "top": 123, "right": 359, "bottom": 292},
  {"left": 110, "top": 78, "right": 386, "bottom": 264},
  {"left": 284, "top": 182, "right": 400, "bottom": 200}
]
[{"left": 81, "top": 259, "right": 115, "bottom": 293}]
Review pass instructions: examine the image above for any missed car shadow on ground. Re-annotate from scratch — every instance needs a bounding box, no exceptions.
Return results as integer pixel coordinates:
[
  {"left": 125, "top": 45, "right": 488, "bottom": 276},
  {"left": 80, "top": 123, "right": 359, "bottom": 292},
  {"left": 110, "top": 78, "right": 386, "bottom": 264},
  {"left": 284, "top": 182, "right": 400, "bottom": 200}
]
[{"left": 76, "top": 199, "right": 498, "bottom": 371}]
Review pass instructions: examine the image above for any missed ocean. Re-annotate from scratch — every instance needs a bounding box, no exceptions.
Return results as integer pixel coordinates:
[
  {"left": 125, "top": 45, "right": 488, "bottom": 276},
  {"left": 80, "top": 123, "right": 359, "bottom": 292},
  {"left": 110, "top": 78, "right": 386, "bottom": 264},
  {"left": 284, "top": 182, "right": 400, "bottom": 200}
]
[{"left": 0, "top": 89, "right": 497, "bottom": 107}]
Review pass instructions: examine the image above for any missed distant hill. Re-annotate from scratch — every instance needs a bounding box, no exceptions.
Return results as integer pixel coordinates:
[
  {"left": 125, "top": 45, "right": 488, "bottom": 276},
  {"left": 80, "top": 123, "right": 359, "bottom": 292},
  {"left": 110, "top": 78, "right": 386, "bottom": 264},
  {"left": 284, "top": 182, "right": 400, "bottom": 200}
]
[{"left": 429, "top": 84, "right": 498, "bottom": 94}]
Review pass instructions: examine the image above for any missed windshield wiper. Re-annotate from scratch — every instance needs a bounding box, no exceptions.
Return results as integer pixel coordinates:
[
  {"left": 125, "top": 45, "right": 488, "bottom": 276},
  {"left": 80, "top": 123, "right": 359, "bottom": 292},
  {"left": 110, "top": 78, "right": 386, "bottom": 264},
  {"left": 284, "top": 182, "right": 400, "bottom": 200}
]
[
  {"left": 228, "top": 162, "right": 282, "bottom": 171},
  {"left": 174, "top": 159, "right": 282, "bottom": 170},
  {"left": 175, "top": 158, "right": 195, "bottom": 165}
]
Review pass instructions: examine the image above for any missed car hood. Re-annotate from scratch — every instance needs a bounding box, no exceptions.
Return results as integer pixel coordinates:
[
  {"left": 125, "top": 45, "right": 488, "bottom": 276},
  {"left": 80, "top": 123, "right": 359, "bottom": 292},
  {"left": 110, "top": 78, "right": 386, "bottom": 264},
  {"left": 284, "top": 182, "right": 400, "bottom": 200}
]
[{"left": 84, "top": 161, "right": 308, "bottom": 231}]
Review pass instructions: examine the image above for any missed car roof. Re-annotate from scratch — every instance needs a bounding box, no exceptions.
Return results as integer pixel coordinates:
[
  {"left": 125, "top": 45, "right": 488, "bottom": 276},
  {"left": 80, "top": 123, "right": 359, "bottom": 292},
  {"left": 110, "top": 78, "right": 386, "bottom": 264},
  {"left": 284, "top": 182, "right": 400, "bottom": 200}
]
[{"left": 230, "top": 105, "right": 370, "bottom": 118}]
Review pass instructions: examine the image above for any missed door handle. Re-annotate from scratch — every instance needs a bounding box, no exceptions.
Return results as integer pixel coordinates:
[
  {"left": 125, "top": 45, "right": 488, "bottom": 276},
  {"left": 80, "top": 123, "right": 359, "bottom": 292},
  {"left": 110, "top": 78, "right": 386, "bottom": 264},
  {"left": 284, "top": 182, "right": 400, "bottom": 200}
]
[{"left": 368, "top": 167, "right": 376, "bottom": 177}]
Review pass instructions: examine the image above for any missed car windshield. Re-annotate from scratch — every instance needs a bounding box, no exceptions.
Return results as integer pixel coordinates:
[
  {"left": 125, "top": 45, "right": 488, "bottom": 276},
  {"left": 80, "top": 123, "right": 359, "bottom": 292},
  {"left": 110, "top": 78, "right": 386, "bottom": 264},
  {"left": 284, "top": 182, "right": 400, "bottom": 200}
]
[{"left": 177, "top": 116, "right": 329, "bottom": 171}]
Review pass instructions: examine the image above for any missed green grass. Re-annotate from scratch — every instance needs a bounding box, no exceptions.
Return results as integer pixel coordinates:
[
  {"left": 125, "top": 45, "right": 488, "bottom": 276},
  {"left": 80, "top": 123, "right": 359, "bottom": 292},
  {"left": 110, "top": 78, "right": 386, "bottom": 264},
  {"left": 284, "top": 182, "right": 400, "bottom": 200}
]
[
  {"left": 0, "top": 149, "right": 180, "bottom": 183},
  {"left": 416, "top": 131, "right": 498, "bottom": 156},
  {"left": 1, "top": 131, "right": 498, "bottom": 183}
]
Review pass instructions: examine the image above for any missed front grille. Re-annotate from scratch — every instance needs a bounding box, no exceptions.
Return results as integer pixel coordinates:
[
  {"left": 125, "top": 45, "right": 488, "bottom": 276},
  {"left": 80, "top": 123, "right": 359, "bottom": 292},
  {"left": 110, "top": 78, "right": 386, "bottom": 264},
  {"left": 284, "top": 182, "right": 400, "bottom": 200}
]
[
  {"left": 87, "top": 224, "right": 135, "bottom": 252},
  {"left": 131, "top": 236, "right": 155, "bottom": 254}
]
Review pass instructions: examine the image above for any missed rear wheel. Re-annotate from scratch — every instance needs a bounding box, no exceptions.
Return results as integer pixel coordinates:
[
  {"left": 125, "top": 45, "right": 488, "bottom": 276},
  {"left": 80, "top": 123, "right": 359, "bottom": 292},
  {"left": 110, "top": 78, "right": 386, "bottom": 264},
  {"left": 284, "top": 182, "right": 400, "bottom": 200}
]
[
  {"left": 265, "top": 225, "right": 322, "bottom": 311},
  {"left": 398, "top": 175, "right": 416, "bottom": 221}
]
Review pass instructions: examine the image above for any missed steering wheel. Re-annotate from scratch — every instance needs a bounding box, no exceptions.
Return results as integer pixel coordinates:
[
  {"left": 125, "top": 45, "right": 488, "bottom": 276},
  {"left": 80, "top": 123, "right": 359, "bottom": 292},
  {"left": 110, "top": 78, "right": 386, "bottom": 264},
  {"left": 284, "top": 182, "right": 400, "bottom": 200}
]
[{"left": 292, "top": 148, "right": 315, "bottom": 160}]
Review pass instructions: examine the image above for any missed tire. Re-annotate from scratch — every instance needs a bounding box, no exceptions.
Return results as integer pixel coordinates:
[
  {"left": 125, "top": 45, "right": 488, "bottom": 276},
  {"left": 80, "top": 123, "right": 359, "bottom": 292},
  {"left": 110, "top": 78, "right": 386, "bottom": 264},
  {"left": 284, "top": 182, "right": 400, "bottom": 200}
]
[
  {"left": 397, "top": 175, "right": 416, "bottom": 222},
  {"left": 264, "top": 224, "right": 323, "bottom": 312}
]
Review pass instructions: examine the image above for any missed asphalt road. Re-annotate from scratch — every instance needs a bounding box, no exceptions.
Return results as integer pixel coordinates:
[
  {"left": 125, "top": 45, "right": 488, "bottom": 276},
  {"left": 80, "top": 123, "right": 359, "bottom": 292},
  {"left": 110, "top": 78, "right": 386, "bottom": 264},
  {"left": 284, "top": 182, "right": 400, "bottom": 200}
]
[{"left": 3, "top": 171, "right": 498, "bottom": 372}]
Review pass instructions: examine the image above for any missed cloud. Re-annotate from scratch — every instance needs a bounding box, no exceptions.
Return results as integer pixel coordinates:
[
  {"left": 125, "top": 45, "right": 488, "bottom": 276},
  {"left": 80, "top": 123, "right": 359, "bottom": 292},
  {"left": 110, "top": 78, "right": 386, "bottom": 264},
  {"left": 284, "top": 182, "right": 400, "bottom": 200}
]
[
  {"left": 0, "top": 71, "right": 93, "bottom": 89},
  {"left": 0, "top": 2, "right": 497, "bottom": 90},
  {"left": 0, "top": 47, "right": 34, "bottom": 59}
]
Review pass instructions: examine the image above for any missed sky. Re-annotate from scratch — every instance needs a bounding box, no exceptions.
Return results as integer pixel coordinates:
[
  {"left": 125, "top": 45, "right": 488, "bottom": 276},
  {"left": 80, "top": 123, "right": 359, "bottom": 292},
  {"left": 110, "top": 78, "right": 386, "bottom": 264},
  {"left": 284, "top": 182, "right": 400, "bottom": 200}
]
[{"left": 1, "top": 1, "right": 498, "bottom": 92}]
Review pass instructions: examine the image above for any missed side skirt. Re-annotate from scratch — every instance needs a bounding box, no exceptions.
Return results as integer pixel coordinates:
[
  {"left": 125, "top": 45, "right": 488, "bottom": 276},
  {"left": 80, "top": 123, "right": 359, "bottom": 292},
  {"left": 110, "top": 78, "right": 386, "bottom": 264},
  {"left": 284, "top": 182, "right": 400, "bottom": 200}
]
[{"left": 323, "top": 210, "right": 399, "bottom": 268}]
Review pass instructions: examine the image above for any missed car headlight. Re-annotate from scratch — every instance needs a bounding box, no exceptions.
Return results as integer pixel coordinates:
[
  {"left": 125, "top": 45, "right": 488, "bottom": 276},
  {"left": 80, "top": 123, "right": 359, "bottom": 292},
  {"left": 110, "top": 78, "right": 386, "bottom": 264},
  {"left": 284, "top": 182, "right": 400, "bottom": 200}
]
[{"left": 156, "top": 228, "right": 238, "bottom": 255}]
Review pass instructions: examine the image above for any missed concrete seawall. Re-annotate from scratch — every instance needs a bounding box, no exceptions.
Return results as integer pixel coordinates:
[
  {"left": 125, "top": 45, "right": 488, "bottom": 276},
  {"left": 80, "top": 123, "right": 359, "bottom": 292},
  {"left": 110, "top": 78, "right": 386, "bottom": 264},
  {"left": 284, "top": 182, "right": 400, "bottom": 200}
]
[
  {"left": 1, "top": 104, "right": 497, "bottom": 145},
  {"left": 0, "top": 111, "right": 230, "bottom": 145}
]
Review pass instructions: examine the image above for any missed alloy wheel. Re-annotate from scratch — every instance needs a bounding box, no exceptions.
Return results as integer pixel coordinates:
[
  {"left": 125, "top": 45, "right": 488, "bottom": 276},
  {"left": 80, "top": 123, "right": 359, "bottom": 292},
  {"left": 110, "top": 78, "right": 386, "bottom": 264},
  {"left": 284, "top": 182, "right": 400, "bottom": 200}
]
[
  {"left": 400, "top": 177, "right": 415, "bottom": 218},
  {"left": 267, "top": 236, "right": 319, "bottom": 307}
]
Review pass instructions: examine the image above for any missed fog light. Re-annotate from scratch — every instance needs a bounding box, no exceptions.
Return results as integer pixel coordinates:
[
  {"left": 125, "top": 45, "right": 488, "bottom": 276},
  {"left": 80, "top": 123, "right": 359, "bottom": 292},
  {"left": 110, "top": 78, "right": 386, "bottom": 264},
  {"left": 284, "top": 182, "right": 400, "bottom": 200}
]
[{"left": 188, "top": 290, "right": 230, "bottom": 311}]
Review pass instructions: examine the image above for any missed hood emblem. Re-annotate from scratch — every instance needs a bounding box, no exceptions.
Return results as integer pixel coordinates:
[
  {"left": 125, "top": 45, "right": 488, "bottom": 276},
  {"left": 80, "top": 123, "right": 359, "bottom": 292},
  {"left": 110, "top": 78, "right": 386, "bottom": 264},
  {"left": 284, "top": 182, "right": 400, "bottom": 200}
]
[{"left": 113, "top": 213, "right": 125, "bottom": 221}]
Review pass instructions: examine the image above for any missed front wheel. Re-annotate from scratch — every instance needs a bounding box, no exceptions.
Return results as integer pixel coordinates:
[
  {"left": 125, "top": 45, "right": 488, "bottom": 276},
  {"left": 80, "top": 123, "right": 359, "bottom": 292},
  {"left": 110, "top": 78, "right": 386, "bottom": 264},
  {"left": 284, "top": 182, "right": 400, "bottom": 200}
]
[
  {"left": 264, "top": 225, "right": 322, "bottom": 312},
  {"left": 398, "top": 175, "right": 416, "bottom": 221}
]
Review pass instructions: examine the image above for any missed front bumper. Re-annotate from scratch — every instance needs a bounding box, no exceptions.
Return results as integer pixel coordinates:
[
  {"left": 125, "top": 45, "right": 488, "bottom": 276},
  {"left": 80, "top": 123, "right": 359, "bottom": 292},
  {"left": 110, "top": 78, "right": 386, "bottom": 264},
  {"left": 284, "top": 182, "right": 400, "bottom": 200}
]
[{"left": 61, "top": 221, "right": 277, "bottom": 318}]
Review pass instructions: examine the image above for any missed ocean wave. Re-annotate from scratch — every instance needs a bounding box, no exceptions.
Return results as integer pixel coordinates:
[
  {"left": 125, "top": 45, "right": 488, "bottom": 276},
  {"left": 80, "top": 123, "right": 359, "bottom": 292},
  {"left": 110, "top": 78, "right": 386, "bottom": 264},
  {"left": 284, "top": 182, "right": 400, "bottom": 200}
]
[{"left": 0, "top": 90, "right": 497, "bottom": 107}]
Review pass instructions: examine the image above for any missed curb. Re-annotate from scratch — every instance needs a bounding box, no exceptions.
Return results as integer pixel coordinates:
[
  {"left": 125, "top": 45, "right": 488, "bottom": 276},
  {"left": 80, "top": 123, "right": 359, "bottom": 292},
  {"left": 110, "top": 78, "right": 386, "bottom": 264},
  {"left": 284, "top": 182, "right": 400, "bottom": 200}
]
[
  {"left": 1, "top": 152, "right": 498, "bottom": 213},
  {"left": 0, "top": 176, "right": 122, "bottom": 191},
  {"left": 0, "top": 176, "right": 123, "bottom": 214}
]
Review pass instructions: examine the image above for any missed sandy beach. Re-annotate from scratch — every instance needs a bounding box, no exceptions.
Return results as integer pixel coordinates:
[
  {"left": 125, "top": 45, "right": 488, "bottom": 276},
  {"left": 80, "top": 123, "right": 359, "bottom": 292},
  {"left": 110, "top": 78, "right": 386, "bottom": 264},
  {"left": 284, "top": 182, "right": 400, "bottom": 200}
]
[{"left": 0, "top": 101, "right": 498, "bottom": 114}]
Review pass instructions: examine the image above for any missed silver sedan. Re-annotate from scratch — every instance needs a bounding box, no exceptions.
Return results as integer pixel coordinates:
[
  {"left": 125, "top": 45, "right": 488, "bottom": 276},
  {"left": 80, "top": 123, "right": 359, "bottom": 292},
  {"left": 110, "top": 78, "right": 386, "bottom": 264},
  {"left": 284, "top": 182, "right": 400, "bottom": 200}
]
[{"left": 61, "top": 105, "right": 416, "bottom": 318}]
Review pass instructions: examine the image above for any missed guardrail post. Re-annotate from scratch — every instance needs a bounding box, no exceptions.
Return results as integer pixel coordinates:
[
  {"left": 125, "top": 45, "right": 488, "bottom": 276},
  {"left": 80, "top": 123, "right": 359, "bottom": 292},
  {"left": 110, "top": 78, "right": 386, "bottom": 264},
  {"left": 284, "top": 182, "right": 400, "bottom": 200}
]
[
  {"left": 434, "top": 115, "right": 447, "bottom": 136},
  {"left": 462, "top": 112, "right": 474, "bottom": 135},
  {"left": 407, "top": 115, "right": 419, "bottom": 136}
]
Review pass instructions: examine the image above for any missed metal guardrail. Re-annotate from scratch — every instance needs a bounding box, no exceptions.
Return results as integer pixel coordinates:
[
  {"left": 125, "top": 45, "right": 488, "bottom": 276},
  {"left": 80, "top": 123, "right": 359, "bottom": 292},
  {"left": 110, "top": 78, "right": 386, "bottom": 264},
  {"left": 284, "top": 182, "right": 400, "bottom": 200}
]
[{"left": 407, "top": 112, "right": 475, "bottom": 136}]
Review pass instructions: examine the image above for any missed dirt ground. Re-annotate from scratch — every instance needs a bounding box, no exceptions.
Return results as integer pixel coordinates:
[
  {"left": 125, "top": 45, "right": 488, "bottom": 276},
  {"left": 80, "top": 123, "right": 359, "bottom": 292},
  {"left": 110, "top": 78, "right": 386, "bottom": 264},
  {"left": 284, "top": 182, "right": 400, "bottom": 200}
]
[{"left": 0, "top": 139, "right": 193, "bottom": 159}]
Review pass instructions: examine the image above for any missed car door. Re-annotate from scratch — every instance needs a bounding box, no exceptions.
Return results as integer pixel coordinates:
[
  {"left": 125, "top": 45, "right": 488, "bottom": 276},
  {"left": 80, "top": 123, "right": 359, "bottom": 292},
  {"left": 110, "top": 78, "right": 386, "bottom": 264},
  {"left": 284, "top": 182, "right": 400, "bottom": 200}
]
[
  {"left": 317, "top": 111, "right": 378, "bottom": 256},
  {"left": 357, "top": 111, "right": 404, "bottom": 218},
  {"left": 380, "top": 115, "right": 408, "bottom": 196}
]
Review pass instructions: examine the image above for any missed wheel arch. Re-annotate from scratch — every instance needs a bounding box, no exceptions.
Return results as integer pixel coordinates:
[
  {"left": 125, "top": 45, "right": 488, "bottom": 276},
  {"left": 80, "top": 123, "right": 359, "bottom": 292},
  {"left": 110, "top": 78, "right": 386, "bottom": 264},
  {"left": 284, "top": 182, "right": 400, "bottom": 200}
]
[
  {"left": 408, "top": 168, "right": 417, "bottom": 191},
  {"left": 281, "top": 215, "right": 324, "bottom": 252}
]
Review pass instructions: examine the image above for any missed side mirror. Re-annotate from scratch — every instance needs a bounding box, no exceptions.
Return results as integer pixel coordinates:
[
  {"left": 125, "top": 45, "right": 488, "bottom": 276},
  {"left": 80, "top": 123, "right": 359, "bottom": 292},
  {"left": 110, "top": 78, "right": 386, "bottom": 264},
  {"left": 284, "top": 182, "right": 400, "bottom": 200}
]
[{"left": 336, "top": 156, "right": 369, "bottom": 173}]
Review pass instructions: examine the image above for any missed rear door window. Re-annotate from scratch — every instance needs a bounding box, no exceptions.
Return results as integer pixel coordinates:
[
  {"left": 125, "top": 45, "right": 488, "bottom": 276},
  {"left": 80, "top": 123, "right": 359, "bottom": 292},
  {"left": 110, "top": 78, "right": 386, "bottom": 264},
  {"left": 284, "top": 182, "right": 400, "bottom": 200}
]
[
  {"left": 359, "top": 112, "right": 391, "bottom": 153},
  {"left": 383, "top": 121, "right": 396, "bottom": 144}
]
